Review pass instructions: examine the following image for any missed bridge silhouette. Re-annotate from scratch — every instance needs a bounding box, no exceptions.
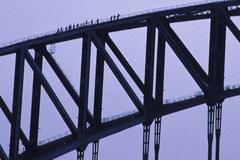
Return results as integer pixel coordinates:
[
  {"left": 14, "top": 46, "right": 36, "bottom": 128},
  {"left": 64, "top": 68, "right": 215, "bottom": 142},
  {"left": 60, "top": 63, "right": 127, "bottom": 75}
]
[{"left": 0, "top": 0, "right": 240, "bottom": 160}]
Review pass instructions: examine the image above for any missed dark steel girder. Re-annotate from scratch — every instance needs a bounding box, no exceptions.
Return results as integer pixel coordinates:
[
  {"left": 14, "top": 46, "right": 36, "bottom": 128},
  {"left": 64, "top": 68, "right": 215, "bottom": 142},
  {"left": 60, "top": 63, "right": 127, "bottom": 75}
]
[
  {"left": 144, "top": 22, "right": 156, "bottom": 116},
  {"left": 18, "top": 86, "right": 240, "bottom": 160},
  {"left": 93, "top": 38, "right": 105, "bottom": 126},
  {"left": 91, "top": 38, "right": 105, "bottom": 160},
  {"left": 155, "top": 31, "right": 166, "bottom": 104},
  {"left": 0, "top": 1, "right": 239, "bottom": 57},
  {"left": 0, "top": 97, "right": 30, "bottom": 149},
  {"left": 29, "top": 49, "right": 43, "bottom": 151},
  {"left": 9, "top": 50, "right": 25, "bottom": 160},
  {"left": 40, "top": 47, "right": 94, "bottom": 126},
  {"left": 92, "top": 32, "right": 144, "bottom": 112},
  {"left": 208, "top": 8, "right": 227, "bottom": 105},
  {"left": 24, "top": 50, "right": 79, "bottom": 137},
  {"left": 157, "top": 21, "right": 209, "bottom": 94},
  {"left": 153, "top": 27, "right": 166, "bottom": 160},
  {"left": 78, "top": 33, "right": 91, "bottom": 134}
]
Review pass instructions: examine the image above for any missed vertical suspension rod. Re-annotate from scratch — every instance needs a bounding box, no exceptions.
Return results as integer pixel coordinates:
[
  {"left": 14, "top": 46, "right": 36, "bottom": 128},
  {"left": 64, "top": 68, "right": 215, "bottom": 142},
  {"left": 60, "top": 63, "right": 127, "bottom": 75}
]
[
  {"left": 143, "top": 125, "right": 151, "bottom": 160},
  {"left": 92, "top": 140, "right": 99, "bottom": 160},
  {"left": 215, "top": 102, "right": 222, "bottom": 160},
  {"left": 208, "top": 105, "right": 215, "bottom": 160}
]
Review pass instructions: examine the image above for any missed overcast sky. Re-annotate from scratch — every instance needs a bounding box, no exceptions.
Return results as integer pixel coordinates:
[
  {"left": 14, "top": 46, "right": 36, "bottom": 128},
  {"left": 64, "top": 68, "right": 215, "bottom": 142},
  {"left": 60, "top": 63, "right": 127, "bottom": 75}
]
[{"left": 0, "top": 0, "right": 240, "bottom": 160}]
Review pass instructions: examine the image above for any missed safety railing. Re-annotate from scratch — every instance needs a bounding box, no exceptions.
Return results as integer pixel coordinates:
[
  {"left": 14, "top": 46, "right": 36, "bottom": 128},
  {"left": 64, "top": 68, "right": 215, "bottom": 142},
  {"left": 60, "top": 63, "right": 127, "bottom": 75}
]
[
  {"left": 0, "top": 0, "right": 235, "bottom": 49},
  {"left": 18, "top": 83, "right": 240, "bottom": 152}
]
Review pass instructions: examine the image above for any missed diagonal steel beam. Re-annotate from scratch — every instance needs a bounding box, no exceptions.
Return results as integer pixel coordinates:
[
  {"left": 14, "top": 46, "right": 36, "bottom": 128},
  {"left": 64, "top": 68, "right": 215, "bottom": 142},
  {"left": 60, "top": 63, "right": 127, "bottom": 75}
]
[
  {"left": 0, "top": 145, "right": 8, "bottom": 160},
  {"left": 9, "top": 50, "right": 25, "bottom": 160},
  {"left": 157, "top": 21, "right": 208, "bottom": 94},
  {"left": 0, "top": 97, "right": 30, "bottom": 149},
  {"left": 104, "top": 35, "right": 156, "bottom": 104},
  {"left": 221, "top": 8, "right": 240, "bottom": 43},
  {"left": 24, "top": 50, "right": 79, "bottom": 137},
  {"left": 92, "top": 32, "right": 143, "bottom": 112},
  {"left": 104, "top": 35, "right": 144, "bottom": 92},
  {"left": 41, "top": 47, "right": 94, "bottom": 126}
]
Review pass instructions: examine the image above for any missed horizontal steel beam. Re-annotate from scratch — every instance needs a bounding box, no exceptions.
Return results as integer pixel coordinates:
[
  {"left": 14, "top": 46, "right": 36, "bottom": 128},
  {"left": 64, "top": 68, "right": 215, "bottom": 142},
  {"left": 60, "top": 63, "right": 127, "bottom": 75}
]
[
  {"left": 19, "top": 86, "right": 240, "bottom": 160},
  {"left": 0, "top": 1, "right": 239, "bottom": 56}
]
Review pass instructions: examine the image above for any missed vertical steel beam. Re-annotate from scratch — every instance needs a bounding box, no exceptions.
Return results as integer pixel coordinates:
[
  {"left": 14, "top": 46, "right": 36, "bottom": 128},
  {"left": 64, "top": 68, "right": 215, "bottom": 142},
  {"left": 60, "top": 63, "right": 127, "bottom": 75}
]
[
  {"left": 154, "top": 118, "right": 161, "bottom": 160},
  {"left": 208, "top": 9, "right": 226, "bottom": 101},
  {"left": 92, "top": 140, "right": 99, "bottom": 160},
  {"left": 215, "top": 102, "right": 222, "bottom": 160},
  {"left": 9, "top": 50, "right": 25, "bottom": 160},
  {"left": 144, "top": 22, "right": 156, "bottom": 114},
  {"left": 143, "top": 21, "right": 156, "bottom": 160},
  {"left": 143, "top": 125, "right": 151, "bottom": 160},
  {"left": 92, "top": 38, "right": 105, "bottom": 160},
  {"left": 29, "top": 48, "right": 43, "bottom": 151},
  {"left": 78, "top": 33, "right": 91, "bottom": 134},
  {"left": 77, "top": 149, "right": 84, "bottom": 160},
  {"left": 207, "top": 105, "right": 215, "bottom": 160},
  {"left": 77, "top": 33, "right": 92, "bottom": 159},
  {"left": 154, "top": 31, "right": 166, "bottom": 160},
  {"left": 93, "top": 38, "right": 105, "bottom": 127},
  {"left": 208, "top": 9, "right": 226, "bottom": 160}
]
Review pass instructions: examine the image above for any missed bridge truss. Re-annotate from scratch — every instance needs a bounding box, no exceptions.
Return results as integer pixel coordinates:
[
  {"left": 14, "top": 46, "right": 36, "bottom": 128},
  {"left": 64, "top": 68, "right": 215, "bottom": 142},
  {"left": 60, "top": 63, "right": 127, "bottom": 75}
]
[{"left": 0, "top": 0, "right": 240, "bottom": 160}]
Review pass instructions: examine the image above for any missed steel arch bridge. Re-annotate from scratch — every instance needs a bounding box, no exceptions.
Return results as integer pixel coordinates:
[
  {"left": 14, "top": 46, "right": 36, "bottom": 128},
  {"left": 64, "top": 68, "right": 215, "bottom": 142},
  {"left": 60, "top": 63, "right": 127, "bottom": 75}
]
[{"left": 0, "top": 0, "right": 240, "bottom": 160}]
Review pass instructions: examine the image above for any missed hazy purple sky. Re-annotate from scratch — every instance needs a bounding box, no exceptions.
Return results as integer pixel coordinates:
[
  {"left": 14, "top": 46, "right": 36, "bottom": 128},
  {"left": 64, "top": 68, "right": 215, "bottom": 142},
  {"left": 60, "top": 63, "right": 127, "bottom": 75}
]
[{"left": 0, "top": 0, "right": 240, "bottom": 159}]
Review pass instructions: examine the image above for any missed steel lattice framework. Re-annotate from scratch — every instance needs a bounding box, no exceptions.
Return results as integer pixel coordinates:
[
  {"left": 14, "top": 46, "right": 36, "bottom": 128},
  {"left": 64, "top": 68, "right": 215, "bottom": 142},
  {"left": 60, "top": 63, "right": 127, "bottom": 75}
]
[{"left": 0, "top": 1, "right": 240, "bottom": 160}]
